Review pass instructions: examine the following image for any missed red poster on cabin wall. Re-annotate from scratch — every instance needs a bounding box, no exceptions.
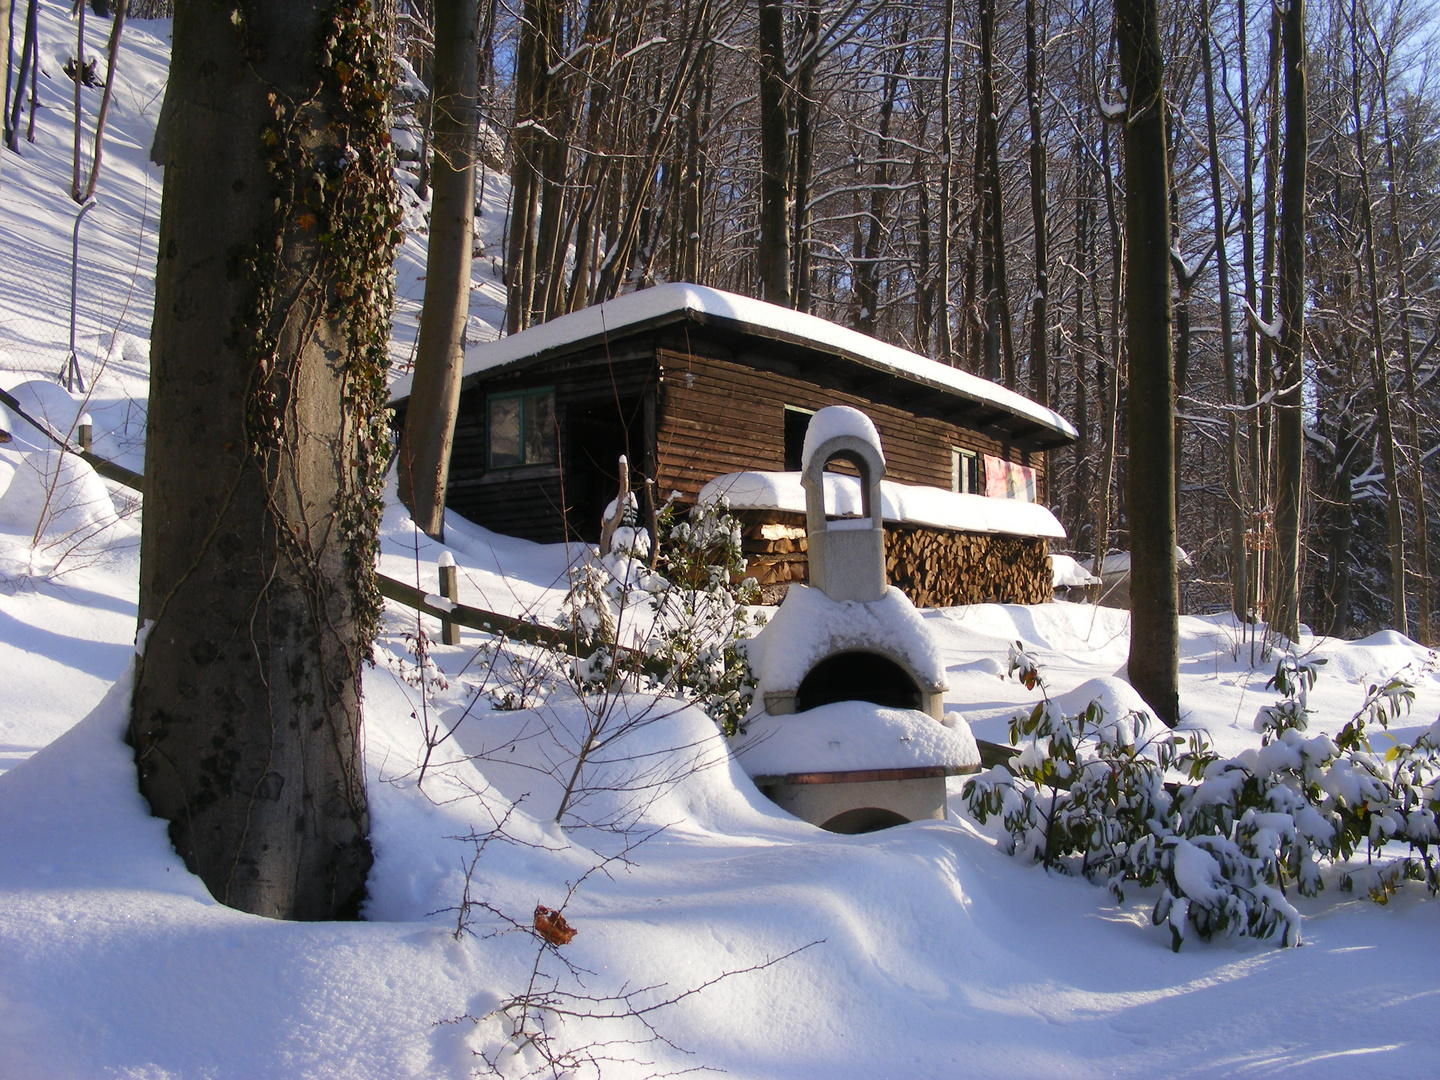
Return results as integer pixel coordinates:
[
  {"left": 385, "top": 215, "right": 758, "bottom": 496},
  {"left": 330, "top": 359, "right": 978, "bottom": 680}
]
[{"left": 984, "top": 455, "right": 1037, "bottom": 502}]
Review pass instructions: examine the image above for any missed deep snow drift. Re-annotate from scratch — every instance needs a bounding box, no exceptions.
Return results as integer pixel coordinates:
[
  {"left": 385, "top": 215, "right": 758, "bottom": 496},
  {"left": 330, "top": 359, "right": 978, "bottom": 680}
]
[{"left": 3, "top": 10, "right": 1440, "bottom": 1080}]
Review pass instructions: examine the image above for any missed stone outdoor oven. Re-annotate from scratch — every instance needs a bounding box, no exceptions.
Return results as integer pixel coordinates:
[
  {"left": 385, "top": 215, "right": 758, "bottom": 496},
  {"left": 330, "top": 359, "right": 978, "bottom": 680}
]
[{"left": 733, "top": 407, "right": 980, "bottom": 833}]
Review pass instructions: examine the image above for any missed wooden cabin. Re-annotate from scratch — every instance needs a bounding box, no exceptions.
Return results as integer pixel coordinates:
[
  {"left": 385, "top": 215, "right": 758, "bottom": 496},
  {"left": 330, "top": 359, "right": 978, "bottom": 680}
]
[{"left": 390, "top": 284, "right": 1078, "bottom": 605}]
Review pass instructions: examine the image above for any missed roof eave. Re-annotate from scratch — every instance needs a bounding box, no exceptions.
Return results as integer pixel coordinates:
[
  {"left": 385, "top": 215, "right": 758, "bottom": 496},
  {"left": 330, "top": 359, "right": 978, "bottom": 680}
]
[{"left": 434, "top": 304, "right": 1078, "bottom": 449}]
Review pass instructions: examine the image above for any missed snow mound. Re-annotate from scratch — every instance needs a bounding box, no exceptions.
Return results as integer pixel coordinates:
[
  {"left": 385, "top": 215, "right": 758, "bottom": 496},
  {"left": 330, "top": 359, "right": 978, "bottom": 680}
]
[
  {"left": 0, "top": 447, "right": 119, "bottom": 537},
  {"left": 1050, "top": 553, "right": 1100, "bottom": 588},
  {"left": 1, "top": 380, "right": 85, "bottom": 450},
  {"left": 1315, "top": 629, "right": 1433, "bottom": 685},
  {"left": 733, "top": 701, "right": 979, "bottom": 777},
  {"left": 1049, "top": 676, "right": 1157, "bottom": 727}
]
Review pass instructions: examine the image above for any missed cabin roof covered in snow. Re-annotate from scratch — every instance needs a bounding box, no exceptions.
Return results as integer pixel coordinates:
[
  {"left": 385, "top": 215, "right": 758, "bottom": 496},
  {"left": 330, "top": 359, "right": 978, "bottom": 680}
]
[{"left": 390, "top": 283, "right": 1077, "bottom": 448}]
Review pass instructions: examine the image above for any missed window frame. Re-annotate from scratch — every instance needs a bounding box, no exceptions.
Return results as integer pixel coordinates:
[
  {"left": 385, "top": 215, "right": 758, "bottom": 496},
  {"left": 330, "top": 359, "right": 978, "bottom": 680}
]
[
  {"left": 952, "top": 447, "right": 980, "bottom": 494},
  {"left": 486, "top": 386, "right": 557, "bottom": 470}
]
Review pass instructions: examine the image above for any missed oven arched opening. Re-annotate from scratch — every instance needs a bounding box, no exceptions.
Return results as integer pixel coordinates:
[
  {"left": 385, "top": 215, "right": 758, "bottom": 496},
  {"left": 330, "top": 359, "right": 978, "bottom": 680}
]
[
  {"left": 794, "top": 650, "right": 924, "bottom": 713},
  {"left": 820, "top": 807, "right": 911, "bottom": 833}
]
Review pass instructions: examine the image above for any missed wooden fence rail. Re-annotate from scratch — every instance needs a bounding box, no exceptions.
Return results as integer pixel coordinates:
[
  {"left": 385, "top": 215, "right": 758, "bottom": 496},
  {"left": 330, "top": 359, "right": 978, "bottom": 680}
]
[{"left": 373, "top": 571, "right": 583, "bottom": 656}]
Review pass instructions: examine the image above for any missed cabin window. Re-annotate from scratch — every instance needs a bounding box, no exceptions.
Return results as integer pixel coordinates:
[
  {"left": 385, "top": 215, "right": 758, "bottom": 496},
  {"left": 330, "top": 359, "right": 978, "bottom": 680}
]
[
  {"left": 783, "top": 406, "right": 815, "bottom": 471},
  {"left": 952, "top": 448, "right": 979, "bottom": 494},
  {"left": 487, "top": 388, "right": 556, "bottom": 469}
]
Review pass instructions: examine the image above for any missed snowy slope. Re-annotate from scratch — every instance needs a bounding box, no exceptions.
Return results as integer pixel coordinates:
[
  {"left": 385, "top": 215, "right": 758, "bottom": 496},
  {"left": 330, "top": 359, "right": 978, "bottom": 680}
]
[{"left": 3, "top": 11, "right": 1440, "bottom": 1080}]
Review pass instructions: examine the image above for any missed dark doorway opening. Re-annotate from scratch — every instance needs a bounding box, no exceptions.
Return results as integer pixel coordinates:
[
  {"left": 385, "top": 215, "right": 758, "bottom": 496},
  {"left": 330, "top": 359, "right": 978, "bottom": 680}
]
[
  {"left": 566, "top": 397, "right": 643, "bottom": 542},
  {"left": 783, "top": 406, "right": 813, "bottom": 471},
  {"left": 821, "top": 807, "right": 911, "bottom": 833},
  {"left": 795, "top": 650, "right": 923, "bottom": 712}
]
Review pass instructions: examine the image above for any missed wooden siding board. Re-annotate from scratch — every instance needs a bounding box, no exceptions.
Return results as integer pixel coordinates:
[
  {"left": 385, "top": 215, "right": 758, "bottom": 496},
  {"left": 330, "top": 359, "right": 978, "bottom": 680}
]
[{"left": 652, "top": 348, "right": 1041, "bottom": 502}]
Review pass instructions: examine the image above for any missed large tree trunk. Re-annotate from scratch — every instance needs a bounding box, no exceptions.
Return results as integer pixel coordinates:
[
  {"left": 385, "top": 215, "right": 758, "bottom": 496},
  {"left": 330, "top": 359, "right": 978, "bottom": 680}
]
[
  {"left": 1271, "top": 0, "right": 1307, "bottom": 643},
  {"left": 1117, "top": 0, "right": 1179, "bottom": 726},
  {"left": 131, "top": 0, "right": 398, "bottom": 920},
  {"left": 757, "top": 0, "right": 791, "bottom": 305},
  {"left": 398, "top": 0, "right": 479, "bottom": 540}
]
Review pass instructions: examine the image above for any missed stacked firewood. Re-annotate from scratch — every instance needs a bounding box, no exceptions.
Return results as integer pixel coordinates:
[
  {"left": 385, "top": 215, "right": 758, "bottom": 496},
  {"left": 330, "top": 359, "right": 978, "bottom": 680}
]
[
  {"left": 738, "top": 512, "right": 809, "bottom": 586},
  {"left": 734, "top": 510, "right": 1051, "bottom": 607},
  {"left": 884, "top": 526, "right": 1051, "bottom": 606}
]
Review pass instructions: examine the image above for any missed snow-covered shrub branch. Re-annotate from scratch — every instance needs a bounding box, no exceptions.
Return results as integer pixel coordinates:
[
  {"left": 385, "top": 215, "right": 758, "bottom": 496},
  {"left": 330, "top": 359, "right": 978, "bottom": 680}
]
[
  {"left": 561, "top": 493, "right": 763, "bottom": 736},
  {"left": 964, "top": 645, "right": 1440, "bottom": 950}
]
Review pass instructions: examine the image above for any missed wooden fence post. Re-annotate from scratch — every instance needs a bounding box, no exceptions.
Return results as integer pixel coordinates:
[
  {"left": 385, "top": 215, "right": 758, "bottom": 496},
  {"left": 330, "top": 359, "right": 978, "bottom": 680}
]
[{"left": 437, "top": 550, "right": 460, "bottom": 645}]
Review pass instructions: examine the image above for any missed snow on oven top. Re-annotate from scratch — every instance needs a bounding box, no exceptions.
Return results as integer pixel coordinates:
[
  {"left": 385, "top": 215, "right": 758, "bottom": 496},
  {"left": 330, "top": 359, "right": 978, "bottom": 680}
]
[{"left": 746, "top": 584, "right": 948, "bottom": 701}]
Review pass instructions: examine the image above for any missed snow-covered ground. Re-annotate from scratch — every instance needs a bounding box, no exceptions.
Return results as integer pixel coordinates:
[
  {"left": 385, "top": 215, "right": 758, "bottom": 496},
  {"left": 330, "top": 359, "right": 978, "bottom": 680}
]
[{"left": 3, "top": 10, "right": 1440, "bottom": 1079}]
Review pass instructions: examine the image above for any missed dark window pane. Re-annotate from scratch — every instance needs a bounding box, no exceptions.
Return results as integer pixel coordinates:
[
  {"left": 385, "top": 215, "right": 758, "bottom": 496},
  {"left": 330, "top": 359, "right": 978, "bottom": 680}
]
[
  {"left": 525, "top": 393, "right": 556, "bottom": 464},
  {"left": 489, "top": 396, "right": 521, "bottom": 467}
]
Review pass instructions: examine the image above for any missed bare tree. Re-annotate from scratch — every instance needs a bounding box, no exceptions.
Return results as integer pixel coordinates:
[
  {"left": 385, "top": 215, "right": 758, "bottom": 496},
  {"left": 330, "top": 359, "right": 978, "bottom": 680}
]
[
  {"left": 1117, "top": 0, "right": 1179, "bottom": 724},
  {"left": 1346, "top": 0, "right": 1407, "bottom": 635},
  {"left": 1200, "top": 0, "right": 1249, "bottom": 622},
  {"left": 1025, "top": 0, "right": 1050, "bottom": 409},
  {"left": 398, "top": 0, "right": 480, "bottom": 540},
  {"left": 1271, "top": 0, "right": 1308, "bottom": 642},
  {"left": 757, "top": 0, "right": 791, "bottom": 305},
  {"left": 1367, "top": 0, "right": 1431, "bottom": 643}
]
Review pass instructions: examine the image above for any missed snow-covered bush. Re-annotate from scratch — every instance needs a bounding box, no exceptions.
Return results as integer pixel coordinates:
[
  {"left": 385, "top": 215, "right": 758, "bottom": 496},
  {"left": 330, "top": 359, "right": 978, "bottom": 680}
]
[
  {"left": 559, "top": 492, "right": 666, "bottom": 692},
  {"left": 646, "top": 496, "right": 762, "bottom": 735},
  {"left": 559, "top": 494, "right": 761, "bottom": 733},
  {"left": 964, "top": 646, "right": 1440, "bottom": 950}
]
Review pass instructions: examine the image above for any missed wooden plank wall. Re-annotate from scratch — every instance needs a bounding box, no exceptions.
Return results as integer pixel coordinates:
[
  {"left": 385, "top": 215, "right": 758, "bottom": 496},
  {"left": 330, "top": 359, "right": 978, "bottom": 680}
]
[
  {"left": 442, "top": 332, "right": 1055, "bottom": 543},
  {"left": 652, "top": 348, "right": 1044, "bottom": 502},
  {"left": 445, "top": 349, "right": 657, "bottom": 541}
]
